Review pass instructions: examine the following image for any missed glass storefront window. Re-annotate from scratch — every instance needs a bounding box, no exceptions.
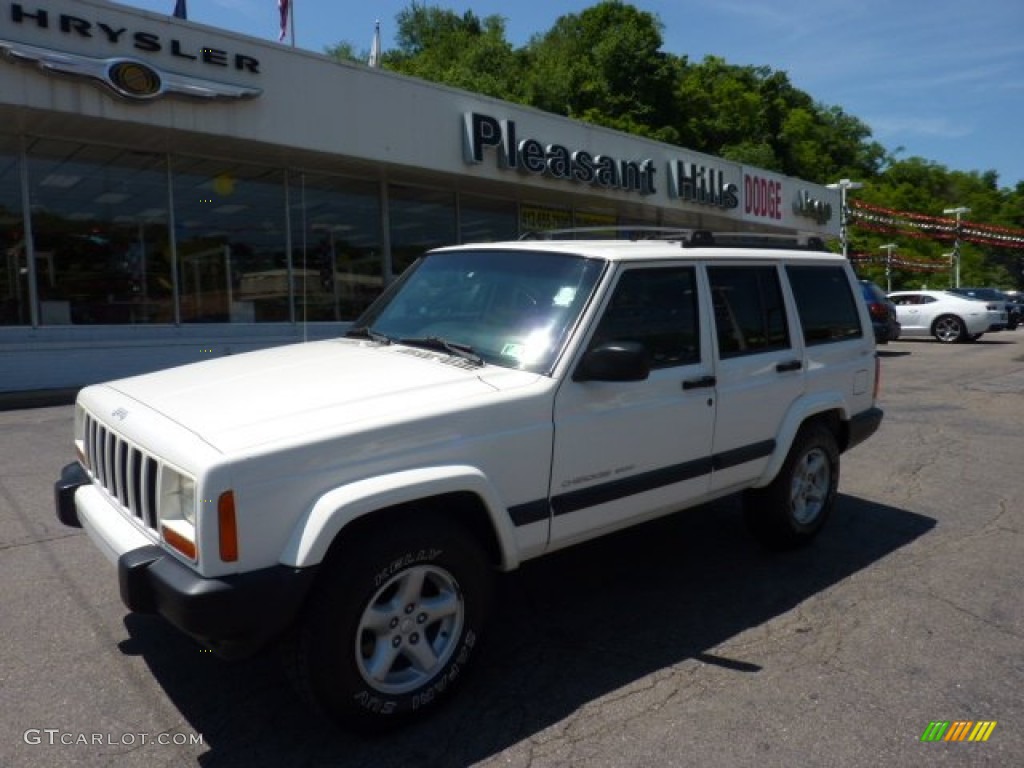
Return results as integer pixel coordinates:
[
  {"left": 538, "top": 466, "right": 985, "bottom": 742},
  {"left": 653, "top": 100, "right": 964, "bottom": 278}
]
[
  {"left": 171, "top": 157, "right": 287, "bottom": 323},
  {"left": 0, "top": 135, "right": 27, "bottom": 325},
  {"left": 459, "top": 194, "right": 518, "bottom": 244},
  {"left": 289, "top": 173, "right": 383, "bottom": 321},
  {"left": 388, "top": 185, "right": 456, "bottom": 276},
  {"left": 24, "top": 139, "right": 173, "bottom": 325},
  {"left": 520, "top": 204, "right": 572, "bottom": 235}
]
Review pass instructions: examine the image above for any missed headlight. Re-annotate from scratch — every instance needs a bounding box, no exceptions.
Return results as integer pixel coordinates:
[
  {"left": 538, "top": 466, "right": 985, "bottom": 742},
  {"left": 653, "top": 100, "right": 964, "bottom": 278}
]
[
  {"left": 159, "top": 467, "right": 197, "bottom": 560},
  {"left": 160, "top": 468, "right": 196, "bottom": 525}
]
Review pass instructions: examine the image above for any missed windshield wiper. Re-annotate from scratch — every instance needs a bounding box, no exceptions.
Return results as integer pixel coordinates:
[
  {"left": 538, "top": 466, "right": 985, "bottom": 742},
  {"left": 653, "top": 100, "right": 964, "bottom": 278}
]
[
  {"left": 397, "top": 336, "right": 484, "bottom": 366},
  {"left": 345, "top": 326, "right": 392, "bottom": 344}
]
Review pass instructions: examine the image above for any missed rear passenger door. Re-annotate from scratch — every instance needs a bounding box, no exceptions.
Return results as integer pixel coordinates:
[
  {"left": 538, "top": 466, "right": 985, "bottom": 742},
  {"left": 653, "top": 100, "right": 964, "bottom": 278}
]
[
  {"left": 706, "top": 263, "right": 805, "bottom": 492},
  {"left": 549, "top": 264, "right": 716, "bottom": 547}
]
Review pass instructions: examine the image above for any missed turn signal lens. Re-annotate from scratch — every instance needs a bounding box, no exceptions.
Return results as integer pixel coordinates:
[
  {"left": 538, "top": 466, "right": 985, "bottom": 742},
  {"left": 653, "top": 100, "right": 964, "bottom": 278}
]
[
  {"left": 162, "top": 521, "right": 198, "bottom": 561},
  {"left": 218, "top": 491, "right": 238, "bottom": 562}
]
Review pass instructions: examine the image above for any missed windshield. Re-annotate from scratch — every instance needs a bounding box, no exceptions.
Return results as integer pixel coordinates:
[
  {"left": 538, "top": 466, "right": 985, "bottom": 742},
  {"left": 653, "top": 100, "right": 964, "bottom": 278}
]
[{"left": 351, "top": 249, "right": 606, "bottom": 373}]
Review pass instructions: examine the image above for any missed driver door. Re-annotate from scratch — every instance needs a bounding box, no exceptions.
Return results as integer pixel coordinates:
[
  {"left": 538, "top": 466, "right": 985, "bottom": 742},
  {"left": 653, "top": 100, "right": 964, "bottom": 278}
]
[{"left": 549, "top": 264, "right": 716, "bottom": 548}]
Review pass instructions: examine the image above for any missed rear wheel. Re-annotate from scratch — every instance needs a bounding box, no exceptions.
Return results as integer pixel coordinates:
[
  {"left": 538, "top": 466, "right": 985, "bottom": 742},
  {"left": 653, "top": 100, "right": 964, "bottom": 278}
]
[
  {"left": 283, "top": 513, "right": 493, "bottom": 731},
  {"left": 932, "top": 314, "right": 966, "bottom": 343},
  {"left": 744, "top": 422, "right": 839, "bottom": 550}
]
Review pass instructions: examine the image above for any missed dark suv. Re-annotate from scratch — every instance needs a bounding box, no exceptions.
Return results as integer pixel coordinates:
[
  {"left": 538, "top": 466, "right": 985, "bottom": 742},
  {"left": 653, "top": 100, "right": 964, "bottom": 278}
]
[{"left": 859, "top": 280, "right": 901, "bottom": 343}]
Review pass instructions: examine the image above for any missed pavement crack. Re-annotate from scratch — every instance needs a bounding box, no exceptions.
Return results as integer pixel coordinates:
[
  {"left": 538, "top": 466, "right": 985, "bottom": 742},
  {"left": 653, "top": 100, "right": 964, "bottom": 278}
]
[
  {"left": 0, "top": 530, "right": 84, "bottom": 551},
  {"left": 922, "top": 589, "right": 1024, "bottom": 642}
]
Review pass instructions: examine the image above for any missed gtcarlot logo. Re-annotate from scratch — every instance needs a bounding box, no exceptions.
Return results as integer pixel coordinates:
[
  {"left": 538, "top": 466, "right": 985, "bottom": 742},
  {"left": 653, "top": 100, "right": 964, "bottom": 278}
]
[
  {"left": 921, "top": 721, "right": 997, "bottom": 743},
  {"left": 23, "top": 729, "right": 204, "bottom": 747}
]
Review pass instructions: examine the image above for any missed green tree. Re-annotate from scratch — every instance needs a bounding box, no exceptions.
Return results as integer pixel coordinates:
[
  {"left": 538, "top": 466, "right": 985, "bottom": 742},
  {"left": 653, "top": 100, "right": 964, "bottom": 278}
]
[
  {"left": 386, "top": 3, "right": 524, "bottom": 101},
  {"left": 676, "top": 59, "right": 885, "bottom": 182},
  {"left": 324, "top": 1, "right": 1024, "bottom": 288},
  {"left": 324, "top": 41, "right": 362, "bottom": 63},
  {"left": 521, "top": 1, "right": 681, "bottom": 143}
]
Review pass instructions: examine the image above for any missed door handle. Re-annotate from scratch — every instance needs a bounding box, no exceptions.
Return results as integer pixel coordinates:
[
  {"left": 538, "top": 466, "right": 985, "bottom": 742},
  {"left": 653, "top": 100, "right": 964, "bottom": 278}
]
[
  {"left": 682, "top": 375, "right": 716, "bottom": 390},
  {"left": 776, "top": 360, "right": 803, "bottom": 373}
]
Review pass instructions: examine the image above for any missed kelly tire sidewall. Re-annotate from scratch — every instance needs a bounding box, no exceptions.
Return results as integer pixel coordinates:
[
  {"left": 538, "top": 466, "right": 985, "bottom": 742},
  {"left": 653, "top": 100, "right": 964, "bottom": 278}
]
[
  {"left": 288, "top": 515, "right": 492, "bottom": 732},
  {"left": 744, "top": 423, "right": 839, "bottom": 550}
]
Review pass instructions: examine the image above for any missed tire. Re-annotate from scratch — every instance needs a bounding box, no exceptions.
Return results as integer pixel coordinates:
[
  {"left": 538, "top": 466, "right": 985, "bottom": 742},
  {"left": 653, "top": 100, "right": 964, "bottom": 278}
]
[
  {"left": 283, "top": 512, "right": 493, "bottom": 731},
  {"left": 743, "top": 422, "right": 839, "bottom": 550},
  {"left": 932, "top": 314, "right": 966, "bottom": 343}
]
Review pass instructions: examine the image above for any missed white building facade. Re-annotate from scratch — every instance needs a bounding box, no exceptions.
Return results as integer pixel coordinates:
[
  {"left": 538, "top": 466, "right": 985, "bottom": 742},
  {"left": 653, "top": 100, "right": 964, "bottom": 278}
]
[{"left": 0, "top": 0, "right": 840, "bottom": 393}]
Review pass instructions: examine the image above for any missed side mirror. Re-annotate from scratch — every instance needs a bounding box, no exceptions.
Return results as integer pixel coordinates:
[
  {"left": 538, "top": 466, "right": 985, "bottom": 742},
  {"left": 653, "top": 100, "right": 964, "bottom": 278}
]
[{"left": 573, "top": 341, "right": 650, "bottom": 382}]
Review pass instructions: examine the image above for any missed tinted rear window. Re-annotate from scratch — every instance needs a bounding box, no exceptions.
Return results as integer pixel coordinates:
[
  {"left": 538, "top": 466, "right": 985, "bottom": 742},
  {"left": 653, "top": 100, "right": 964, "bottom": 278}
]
[{"left": 787, "top": 265, "right": 863, "bottom": 344}]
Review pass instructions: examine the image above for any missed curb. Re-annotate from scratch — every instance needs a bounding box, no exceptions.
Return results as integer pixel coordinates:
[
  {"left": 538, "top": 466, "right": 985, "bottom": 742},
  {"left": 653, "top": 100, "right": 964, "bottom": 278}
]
[{"left": 0, "top": 388, "right": 80, "bottom": 412}]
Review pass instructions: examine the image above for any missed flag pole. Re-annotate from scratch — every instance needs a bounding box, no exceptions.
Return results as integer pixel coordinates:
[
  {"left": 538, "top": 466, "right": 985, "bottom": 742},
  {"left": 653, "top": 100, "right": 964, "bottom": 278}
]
[{"left": 368, "top": 20, "right": 381, "bottom": 67}]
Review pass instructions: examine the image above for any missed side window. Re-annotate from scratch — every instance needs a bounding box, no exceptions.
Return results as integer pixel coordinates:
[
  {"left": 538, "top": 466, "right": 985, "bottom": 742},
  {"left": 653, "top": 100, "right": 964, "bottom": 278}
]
[
  {"left": 708, "top": 266, "right": 790, "bottom": 358},
  {"left": 786, "top": 265, "right": 863, "bottom": 345},
  {"left": 589, "top": 267, "right": 699, "bottom": 368}
]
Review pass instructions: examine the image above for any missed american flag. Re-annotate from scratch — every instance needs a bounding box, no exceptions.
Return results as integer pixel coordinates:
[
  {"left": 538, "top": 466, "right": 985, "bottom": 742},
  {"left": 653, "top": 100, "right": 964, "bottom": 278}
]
[{"left": 278, "top": 0, "right": 290, "bottom": 42}]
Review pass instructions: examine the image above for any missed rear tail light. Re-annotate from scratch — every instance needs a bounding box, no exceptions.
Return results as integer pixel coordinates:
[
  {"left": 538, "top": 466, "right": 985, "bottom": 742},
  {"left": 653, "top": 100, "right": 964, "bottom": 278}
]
[
  {"left": 873, "top": 354, "right": 881, "bottom": 400},
  {"left": 868, "top": 302, "right": 888, "bottom": 321}
]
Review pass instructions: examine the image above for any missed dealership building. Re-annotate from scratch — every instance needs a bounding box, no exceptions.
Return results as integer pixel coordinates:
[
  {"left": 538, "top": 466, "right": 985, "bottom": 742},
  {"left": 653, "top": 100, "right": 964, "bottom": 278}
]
[{"left": 0, "top": 0, "right": 840, "bottom": 394}]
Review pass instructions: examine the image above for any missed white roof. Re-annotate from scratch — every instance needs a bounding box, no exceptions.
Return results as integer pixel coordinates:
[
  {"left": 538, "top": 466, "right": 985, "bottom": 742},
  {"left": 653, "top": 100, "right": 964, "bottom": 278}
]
[{"left": 434, "top": 237, "right": 844, "bottom": 264}]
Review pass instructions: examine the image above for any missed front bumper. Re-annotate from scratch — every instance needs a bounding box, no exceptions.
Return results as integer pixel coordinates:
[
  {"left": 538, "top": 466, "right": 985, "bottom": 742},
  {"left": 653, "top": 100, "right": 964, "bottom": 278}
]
[
  {"left": 118, "top": 546, "right": 318, "bottom": 658},
  {"left": 55, "top": 461, "right": 317, "bottom": 659}
]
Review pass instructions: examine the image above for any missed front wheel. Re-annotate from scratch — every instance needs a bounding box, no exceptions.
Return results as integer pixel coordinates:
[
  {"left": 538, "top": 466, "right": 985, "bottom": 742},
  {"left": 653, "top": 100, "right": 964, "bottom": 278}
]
[
  {"left": 932, "top": 314, "right": 966, "bottom": 343},
  {"left": 283, "top": 513, "right": 493, "bottom": 731},
  {"left": 743, "top": 423, "right": 839, "bottom": 550}
]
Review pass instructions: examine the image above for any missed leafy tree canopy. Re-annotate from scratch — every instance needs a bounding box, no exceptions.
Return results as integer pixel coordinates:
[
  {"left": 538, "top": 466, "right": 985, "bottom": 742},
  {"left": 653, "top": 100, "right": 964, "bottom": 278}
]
[{"left": 327, "top": 1, "right": 1024, "bottom": 289}]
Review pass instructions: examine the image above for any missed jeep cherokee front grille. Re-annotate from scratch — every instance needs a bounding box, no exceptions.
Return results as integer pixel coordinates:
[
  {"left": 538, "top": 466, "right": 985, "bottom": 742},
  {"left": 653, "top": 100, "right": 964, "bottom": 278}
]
[{"left": 82, "top": 413, "right": 159, "bottom": 531}]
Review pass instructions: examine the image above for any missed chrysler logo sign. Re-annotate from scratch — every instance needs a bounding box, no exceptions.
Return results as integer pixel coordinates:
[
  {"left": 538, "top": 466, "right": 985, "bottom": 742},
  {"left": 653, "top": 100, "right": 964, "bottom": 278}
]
[
  {"left": 0, "top": 39, "right": 261, "bottom": 101},
  {"left": 107, "top": 59, "right": 162, "bottom": 98}
]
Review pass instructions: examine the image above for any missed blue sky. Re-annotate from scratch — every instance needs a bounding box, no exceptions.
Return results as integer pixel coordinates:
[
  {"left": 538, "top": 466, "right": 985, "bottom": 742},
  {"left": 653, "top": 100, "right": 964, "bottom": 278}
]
[{"left": 119, "top": 0, "right": 1024, "bottom": 189}]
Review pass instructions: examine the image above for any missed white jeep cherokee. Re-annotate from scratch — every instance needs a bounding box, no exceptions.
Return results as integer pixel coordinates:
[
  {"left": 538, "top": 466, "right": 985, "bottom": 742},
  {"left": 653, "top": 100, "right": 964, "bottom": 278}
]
[{"left": 55, "top": 231, "right": 882, "bottom": 730}]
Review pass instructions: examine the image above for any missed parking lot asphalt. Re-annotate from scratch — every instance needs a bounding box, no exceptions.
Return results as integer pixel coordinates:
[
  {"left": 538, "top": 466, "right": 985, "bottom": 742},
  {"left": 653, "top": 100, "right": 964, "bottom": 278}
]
[{"left": 1, "top": 334, "right": 1022, "bottom": 767}]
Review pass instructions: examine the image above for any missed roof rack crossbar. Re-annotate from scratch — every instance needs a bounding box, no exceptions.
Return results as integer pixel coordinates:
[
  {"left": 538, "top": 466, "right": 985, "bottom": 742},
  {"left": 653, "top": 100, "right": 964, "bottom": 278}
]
[
  {"left": 518, "top": 227, "right": 831, "bottom": 251},
  {"left": 518, "top": 226, "right": 691, "bottom": 242}
]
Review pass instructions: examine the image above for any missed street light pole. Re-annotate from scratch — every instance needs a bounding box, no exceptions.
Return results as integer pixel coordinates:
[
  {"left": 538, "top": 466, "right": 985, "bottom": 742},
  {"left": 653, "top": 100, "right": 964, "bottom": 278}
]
[
  {"left": 937, "top": 253, "right": 954, "bottom": 290},
  {"left": 826, "top": 178, "right": 864, "bottom": 260},
  {"left": 943, "top": 206, "right": 971, "bottom": 289},
  {"left": 879, "top": 243, "right": 897, "bottom": 292}
]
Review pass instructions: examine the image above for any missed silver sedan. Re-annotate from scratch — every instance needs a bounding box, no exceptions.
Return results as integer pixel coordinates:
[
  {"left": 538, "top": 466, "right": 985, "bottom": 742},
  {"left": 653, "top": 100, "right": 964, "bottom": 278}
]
[{"left": 888, "top": 290, "right": 1002, "bottom": 343}]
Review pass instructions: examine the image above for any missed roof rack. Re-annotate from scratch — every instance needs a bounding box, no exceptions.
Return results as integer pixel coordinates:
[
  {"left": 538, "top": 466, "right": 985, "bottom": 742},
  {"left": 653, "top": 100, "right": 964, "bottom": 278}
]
[
  {"left": 518, "top": 226, "right": 691, "bottom": 242},
  {"left": 518, "top": 226, "right": 830, "bottom": 252},
  {"left": 686, "top": 230, "right": 830, "bottom": 252}
]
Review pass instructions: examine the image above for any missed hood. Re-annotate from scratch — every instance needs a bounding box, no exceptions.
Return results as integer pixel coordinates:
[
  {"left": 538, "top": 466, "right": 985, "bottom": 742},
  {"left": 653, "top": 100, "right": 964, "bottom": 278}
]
[{"left": 104, "top": 339, "right": 539, "bottom": 454}]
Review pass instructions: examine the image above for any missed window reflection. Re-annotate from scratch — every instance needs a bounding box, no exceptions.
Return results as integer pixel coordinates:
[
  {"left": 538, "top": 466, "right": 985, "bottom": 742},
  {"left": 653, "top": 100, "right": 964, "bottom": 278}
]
[
  {"left": 24, "top": 139, "right": 173, "bottom": 325},
  {"left": 0, "top": 136, "right": 27, "bottom": 325},
  {"left": 290, "top": 174, "right": 383, "bottom": 321},
  {"left": 172, "top": 157, "right": 287, "bottom": 322},
  {"left": 388, "top": 185, "right": 456, "bottom": 276},
  {"left": 0, "top": 135, "right": 670, "bottom": 331},
  {"left": 459, "top": 195, "right": 517, "bottom": 244},
  {"left": 357, "top": 249, "right": 605, "bottom": 374}
]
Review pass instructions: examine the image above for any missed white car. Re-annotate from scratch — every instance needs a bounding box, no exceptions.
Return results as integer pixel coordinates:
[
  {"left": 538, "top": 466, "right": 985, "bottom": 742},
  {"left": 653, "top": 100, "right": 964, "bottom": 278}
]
[
  {"left": 56, "top": 231, "right": 883, "bottom": 730},
  {"left": 888, "top": 290, "right": 1001, "bottom": 343}
]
